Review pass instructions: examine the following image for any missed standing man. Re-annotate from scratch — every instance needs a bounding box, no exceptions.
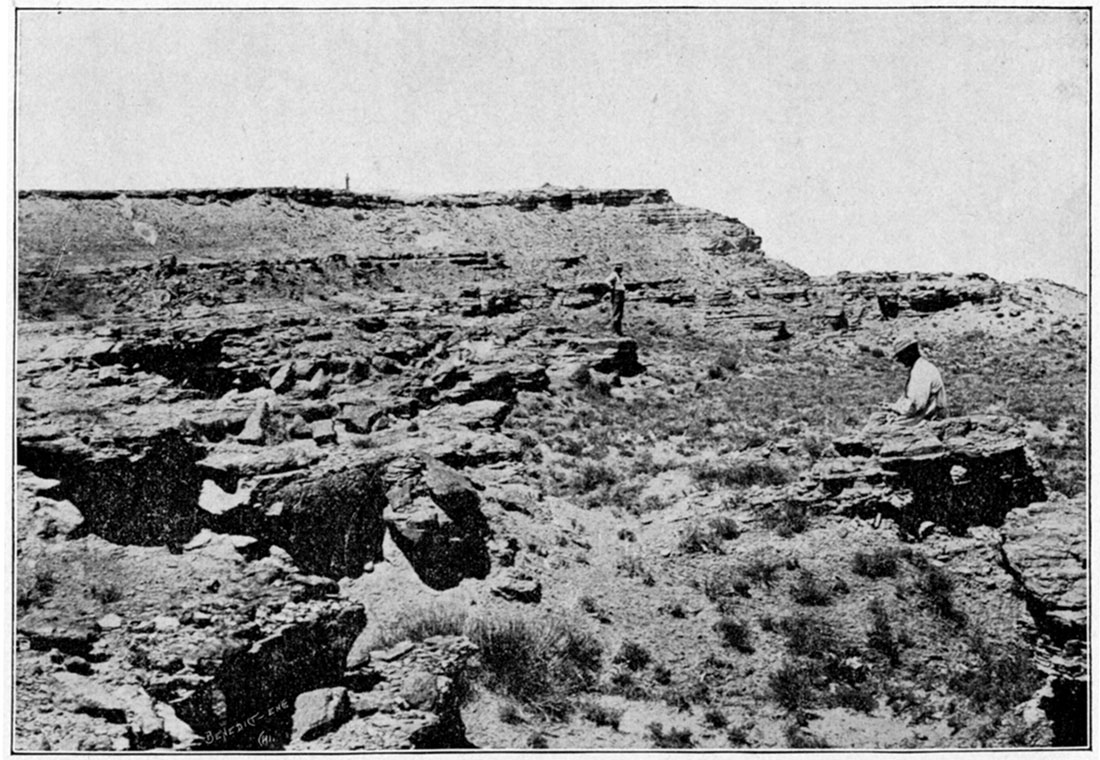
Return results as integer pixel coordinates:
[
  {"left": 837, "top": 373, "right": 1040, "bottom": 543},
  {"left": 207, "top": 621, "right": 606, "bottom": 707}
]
[
  {"left": 880, "top": 336, "right": 947, "bottom": 421},
  {"left": 605, "top": 262, "right": 626, "bottom": 336}
]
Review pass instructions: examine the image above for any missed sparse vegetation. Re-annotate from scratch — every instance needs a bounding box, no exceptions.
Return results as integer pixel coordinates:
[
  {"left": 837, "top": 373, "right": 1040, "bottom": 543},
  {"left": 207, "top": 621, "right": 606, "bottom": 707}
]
[
  {"left": 573, "top": 461, "right": 618, "bottom": 493},
  {"left": 949, "top": 631, "right": 1044, "bottom": 714},
  {"left": 692, "top": 459, "right": 793, "bottom": 490},
  {"left": 911, "top": 556, "right": 964, "bottom": 622}
]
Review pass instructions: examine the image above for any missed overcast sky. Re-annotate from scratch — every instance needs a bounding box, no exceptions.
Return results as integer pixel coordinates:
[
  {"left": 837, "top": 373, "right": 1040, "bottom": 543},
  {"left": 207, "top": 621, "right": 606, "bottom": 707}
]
[{"left": 16, "top": 9, "right": 1089, "bottom": 290}]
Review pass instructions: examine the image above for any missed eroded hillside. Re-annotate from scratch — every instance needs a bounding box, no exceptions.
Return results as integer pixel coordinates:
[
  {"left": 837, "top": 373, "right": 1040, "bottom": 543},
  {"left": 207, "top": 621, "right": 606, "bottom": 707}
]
[{"left": 15, "top": 187, "right": 1087, "bottom": 750}]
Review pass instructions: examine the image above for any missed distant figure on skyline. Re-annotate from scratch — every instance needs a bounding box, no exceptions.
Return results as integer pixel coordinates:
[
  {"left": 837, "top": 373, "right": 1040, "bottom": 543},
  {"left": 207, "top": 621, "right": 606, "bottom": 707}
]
[
  {"left": 604, "top": 262, "right": 626, "bottom": 336},
  {"left": 881, "top": 336, "right": 947, "bottom": 421}
]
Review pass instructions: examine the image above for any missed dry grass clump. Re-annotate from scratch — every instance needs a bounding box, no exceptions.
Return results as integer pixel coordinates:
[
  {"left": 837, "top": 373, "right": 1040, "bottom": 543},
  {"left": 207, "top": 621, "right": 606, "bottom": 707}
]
[
  {"left": 612, "top": 640, "right": 651, "bottom": 671},
  {"left": 647, "top": 722, "right": 694, "bottom": 749},
  {"left": 866, "top": 598, "right": 901, "bottom": 666},
  {"left": 16, "top": 556, "right": 59, "bottom": 612},
  {"left": 789, "top": 570, "right": 835, "bottom": 606},
  {"left": 763, "top": 501, "right": 809, "bottom": 536},
  {"left": 715, "top": 616, "right": 755, "bottom": 653},
  {"left": 692, "top": 459, "right": 793, "bottom": 490},
  {"left": 579, "top": 701, "right": 624, "bottom": 730},
  {"left": 373, "top": 606, "right": 602, "bottom": 720},
  {"left": 741, "top": 553, "right": 784, "bottom": 587},
  {"left": 852, "top": 547, "right": 903, "bottom": 578}
]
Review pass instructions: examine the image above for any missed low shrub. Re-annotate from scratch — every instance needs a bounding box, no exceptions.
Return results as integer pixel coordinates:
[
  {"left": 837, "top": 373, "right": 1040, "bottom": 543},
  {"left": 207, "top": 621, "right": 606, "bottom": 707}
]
[
  {"left": 87, "top": 580, "right": 123, "bottom": 605},
  {"left": 866, "top": 598, "right": 900, "bottom": 666},
  {"left": 663, "top": 679, "right": 710, "bottom": 711},
  {"left": 616, "top": 554, "right": 652, "bottom": 585},
  {"left": 852, "top": 548, "right": 901, "bottom": 578},
  {"left": 742, "top": 554, "right": 783, "bottom": 587},
  {"left": 574, "top": 461, "right": 618, "bottom": 493},
  {"left": 466, "top": 613, "right": 602, "bottom": 719},
  {"left": 16, "top": 558, "right": 58, "bottom": 611},
  {"left": 708, "top": 515, "right": 741, "bottom": 540},
  {"left": 499, "top": 702, "right": 525, "bottom": 724},
  {"left": 915, "top": 561, "right": 964, "bottom": 622},
  {"left": 789, "top": 570, "right": 834, "bottom": 606},
  {"left": 612, "top": 640, "right": 651, "bottom": 671},
  {"left": 779, "top": 613, "right": 841, "bottom": 658},
  {"left": 727, "top": 723, "right": 752, "bottom": 747},
  {"left": 770, "top": 659, "right": 823, "bottom": 711},
  {"left": 580, "top": 701, "right": 624, "bottom": 730},
  {"left": 763, "top": 501, "right": 809, "bottom": 536},
  {"left": 715, "top": 616, "right": 755, "bottom": 653},
  {"left": 679, "top": 523, "right": 723, "bottom": 554},
  {"left": 831, "top": 684, "right": 877, "bottom": 714},
  {"left": 647, "top": 722, "right": 695, "bottom": 749},
  {"left": 703, "top": 708, "right": 729, "bottom": 729},
  {"left": 652, "top": 663, "right": 673, "bottom": 686},
  {"left": 715, "top": 350, "right": 741, "bottom": 374},
  {"left": 703, "top": 566, "right": 750, "bottom": 602},
  {"left": 786, "top": 722, "right": 829, "bottom": 748}
]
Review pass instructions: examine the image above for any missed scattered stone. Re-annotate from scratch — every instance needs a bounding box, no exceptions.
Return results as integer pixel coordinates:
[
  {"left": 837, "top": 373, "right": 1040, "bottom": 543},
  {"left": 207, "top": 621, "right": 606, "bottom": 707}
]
[
  {"left": 96, "top": 613, "right": 123, "bottom": 631},
  {"left": 96, "top": 365, "right": 123, "bottom": 386},
  {"left": 292, "top": 687, "right": 351, "bottom": 742},
  {"left": 54, "top": 672, "right": 127, "bottom": 723},
  {"left": 400, "top": 671, "right": 440, "bottom": 710},
  {"left": 153, "top": 616, "right": 181, "bottom": 632},
  {"left": 339, "top": 404, "right": 385, "bottom": 434},
  {"left": 490, "top": 571, "right": 542, "bottom": 603},
  {"left": 63, "top": 656, "right": 92, "bottom": 675},
  {"left": 311, "top": 419, "right": 337, "bottom": 445},
  {"left": 373, "top": 641, "right": 415, "bottom": 663},
  {"left": 238, "top": 400, "right": 273, "bottom": 445},
  {"left": 270, "top": 363, "right": 297, "bottom": 393}
]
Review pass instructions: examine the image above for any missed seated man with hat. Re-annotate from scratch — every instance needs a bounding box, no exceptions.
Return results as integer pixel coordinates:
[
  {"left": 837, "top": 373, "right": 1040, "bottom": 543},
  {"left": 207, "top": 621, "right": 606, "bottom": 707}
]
[{"left": 880, "top": 336, "right": 947, "bottom": 421}]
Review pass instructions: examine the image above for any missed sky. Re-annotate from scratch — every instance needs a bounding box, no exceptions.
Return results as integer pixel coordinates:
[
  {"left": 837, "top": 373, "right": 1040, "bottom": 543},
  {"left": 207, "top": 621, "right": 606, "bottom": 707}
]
[{"left": 15, "top": 8, "right": 1090, "bottom": 290}]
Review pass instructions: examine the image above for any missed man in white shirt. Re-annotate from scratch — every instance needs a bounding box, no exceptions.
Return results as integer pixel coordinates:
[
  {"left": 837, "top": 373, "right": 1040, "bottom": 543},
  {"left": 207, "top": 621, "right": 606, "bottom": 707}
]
[
  {"left": 605, "top": 263, "right": 626, "bottom": 336},
  {"left": 881, "top": 336, "right": 948, "bottom": 421}
]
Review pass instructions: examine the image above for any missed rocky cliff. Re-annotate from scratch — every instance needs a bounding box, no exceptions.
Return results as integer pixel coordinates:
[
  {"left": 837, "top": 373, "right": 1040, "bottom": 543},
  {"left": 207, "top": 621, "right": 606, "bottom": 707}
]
[{"left": 15, "top": 186, "right": 1087, "bottom": 750}]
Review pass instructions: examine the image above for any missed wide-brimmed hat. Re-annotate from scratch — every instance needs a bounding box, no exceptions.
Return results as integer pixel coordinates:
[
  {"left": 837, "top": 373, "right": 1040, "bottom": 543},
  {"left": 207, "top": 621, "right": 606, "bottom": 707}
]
[{"left": 892, "top": 336, "right": 919, "bottom": 357}]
